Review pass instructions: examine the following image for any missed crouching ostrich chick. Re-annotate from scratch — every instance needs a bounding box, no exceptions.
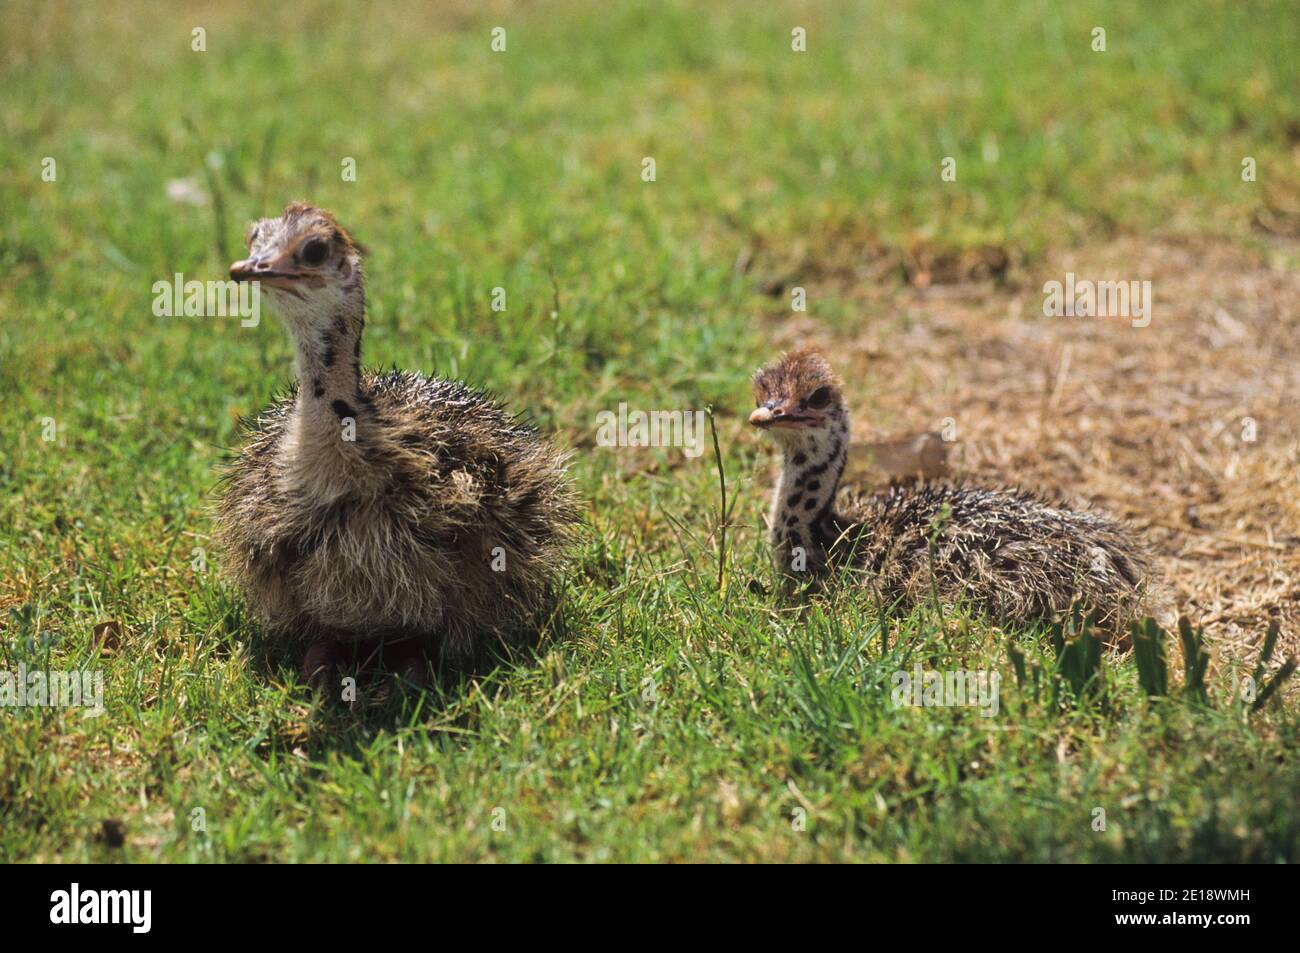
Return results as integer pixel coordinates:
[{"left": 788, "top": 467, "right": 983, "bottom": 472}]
[
  {"left": 216, "top": 203, "right": 579, "bottom": 685},
  {"left": 749, "top": 348, "right": 1157, "bottom": 642}
]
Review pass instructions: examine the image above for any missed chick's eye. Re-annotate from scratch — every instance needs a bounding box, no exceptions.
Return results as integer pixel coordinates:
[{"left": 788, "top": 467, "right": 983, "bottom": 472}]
[
  {"left": 300, "top": 238, "right": 329, "bottom": 265},
  {"left": 806, "top": 386, "right": 832, "bottom": 409}
]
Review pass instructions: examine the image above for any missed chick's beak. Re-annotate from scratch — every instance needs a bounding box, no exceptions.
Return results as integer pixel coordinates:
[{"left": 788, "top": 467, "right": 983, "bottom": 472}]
[
  {"left": 230, "top": 251, "right": 300, "bottom": 287},
  {"left": 229, "top": 258, "right": 261, "bottom": 282},
  {"left": 749, "top": 406, "right": 777, "bottom": 427}
]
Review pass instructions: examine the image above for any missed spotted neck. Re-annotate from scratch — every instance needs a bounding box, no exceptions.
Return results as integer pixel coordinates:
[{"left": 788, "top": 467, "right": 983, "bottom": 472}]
[
  {"left": 768, "top": 406, "right": 850, "bottom": 574},
  {"left": 279, "top": 293, "right": 375, "bottom": 497},
  {"left": 290, "top": 302, "right": 364, "bottom": 426}
]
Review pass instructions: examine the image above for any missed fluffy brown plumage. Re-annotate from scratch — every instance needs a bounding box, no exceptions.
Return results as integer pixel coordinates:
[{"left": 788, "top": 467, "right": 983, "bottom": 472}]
[
  {"left": 750, "top": 348, "right": 1158, "bottom": 640},
  {"left": 215, "top": 203, "right": 579, "bottom": 679}
]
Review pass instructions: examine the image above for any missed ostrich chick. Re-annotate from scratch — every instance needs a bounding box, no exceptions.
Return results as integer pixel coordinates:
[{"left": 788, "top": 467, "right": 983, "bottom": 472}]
[
  {"left": 749, "top": 348, "right": 1157, "bottom": 641},
  {"left": 216, "top": 203, "right": 578, "bottom": 684}
]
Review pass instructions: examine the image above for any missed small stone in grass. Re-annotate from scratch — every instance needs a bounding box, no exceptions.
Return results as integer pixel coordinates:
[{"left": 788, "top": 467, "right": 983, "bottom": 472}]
[
  {"left": 97, "top": 818, "right": 126, "bottom": 848},
  {"left": 92, "top": 620, "right": 123, "bottom": 653}
]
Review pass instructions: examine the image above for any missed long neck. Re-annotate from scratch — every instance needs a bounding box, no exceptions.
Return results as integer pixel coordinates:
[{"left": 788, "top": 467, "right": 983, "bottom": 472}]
[
  {"left": 768, "top": 408, "right": 850, "bottom": 574},
  {"left": 291, "top": 301, "right": 365, "bottom": 423},
  {"left": 279, "top": 290, "right": 376, "bottom": 498}
]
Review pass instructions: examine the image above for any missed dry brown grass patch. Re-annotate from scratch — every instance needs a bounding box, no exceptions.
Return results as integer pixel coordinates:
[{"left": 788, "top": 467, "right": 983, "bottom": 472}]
[{"left": 763, "top": 236, "right": 1300, "bottom": 665}]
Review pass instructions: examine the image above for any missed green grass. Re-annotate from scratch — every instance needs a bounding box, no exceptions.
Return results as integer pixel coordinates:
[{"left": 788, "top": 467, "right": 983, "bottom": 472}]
[{"left": 2, "top": 0, "right": 1298, "bottom": 862}]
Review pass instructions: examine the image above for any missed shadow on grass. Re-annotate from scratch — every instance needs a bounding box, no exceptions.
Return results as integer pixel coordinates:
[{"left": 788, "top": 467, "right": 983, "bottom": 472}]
[{"left": 229, "top": 587, "right": 585, "bottom": 756}]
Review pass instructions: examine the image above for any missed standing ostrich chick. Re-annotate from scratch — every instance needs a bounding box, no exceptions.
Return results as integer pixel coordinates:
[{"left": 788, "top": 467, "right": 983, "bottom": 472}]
[
  {"left": 749, "top": 348, "right": 1157, "bottom": 641},
  {"left": 216, "top": 203, "right": 578, "bottom": 683}
]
